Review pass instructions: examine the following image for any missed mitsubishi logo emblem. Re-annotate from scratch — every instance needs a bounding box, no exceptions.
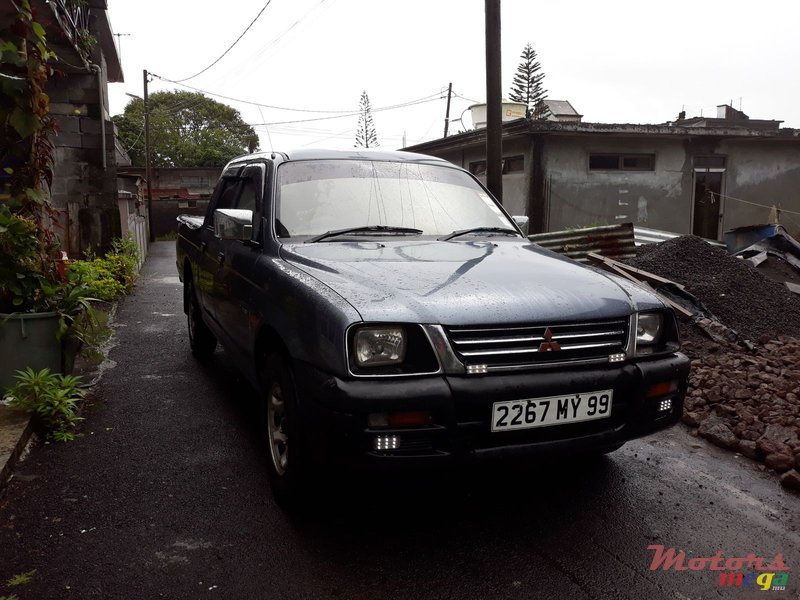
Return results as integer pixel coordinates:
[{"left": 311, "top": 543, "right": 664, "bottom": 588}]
[{"left": 538, "top": 328, "right": 561, "bottom": 352}]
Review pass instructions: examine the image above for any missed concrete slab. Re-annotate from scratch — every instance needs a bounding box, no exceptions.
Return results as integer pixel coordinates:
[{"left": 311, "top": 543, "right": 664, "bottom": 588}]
[{"left": 0, "top": 404, "right": 33, "bottom": 494}]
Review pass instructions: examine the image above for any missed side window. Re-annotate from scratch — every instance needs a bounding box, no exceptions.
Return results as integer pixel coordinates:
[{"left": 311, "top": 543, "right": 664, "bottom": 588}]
[
  {"left": 238, "top": 164, "right": 266, "bottom": 240},
  {"left": 215, "top": 180, "right": 242, "bottom": 210},
  {"left": 205, "top": 166, "right": 242, "bottom": 227},
  {"left": 236, "top": 176, "right": 258, "bottom": 213}
]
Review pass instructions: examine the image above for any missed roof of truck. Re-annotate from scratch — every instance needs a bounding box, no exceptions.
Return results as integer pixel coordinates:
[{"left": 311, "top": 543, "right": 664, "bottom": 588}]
[{"left": 227, "top": 148, "right": 452, "bottom": 166}]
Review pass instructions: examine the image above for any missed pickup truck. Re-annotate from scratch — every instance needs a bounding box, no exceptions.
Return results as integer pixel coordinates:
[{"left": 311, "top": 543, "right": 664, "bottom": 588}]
[{"left": 176, "top": 148, "right": 689, "bottom": 505}]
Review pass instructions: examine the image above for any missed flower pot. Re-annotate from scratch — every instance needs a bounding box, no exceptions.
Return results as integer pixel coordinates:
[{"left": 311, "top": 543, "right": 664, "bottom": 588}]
[{"left": 0, "top": 312, "right": 62, "bottom": 391}]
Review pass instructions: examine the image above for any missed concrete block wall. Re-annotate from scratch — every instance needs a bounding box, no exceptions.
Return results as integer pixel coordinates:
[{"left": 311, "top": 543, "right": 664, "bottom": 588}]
[{"left": 47, "top": 73, "right": 121, "bottom": 256}]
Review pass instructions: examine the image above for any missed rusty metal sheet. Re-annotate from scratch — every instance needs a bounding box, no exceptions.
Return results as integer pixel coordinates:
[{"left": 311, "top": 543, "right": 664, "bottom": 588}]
[{"left": 528, "top": 223, "right": 636, "bottom": 263}]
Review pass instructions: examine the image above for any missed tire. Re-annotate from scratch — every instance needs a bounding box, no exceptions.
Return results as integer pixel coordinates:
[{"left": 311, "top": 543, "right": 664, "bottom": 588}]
[
  {"left": 261, "top": 352, "right": 309, "bottom": 508},
  {"left": 185, "top": 277, "right": 217, "bottom": 359}
]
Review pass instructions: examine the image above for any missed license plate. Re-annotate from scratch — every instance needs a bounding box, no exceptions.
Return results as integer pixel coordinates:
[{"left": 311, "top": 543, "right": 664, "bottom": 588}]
[{"left": 491, "top": 390, "right": 614, "bottom": 432}]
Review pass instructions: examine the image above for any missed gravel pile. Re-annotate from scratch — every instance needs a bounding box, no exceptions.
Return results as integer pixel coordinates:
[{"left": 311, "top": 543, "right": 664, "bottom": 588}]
[
  {"left": 629, "top": 236, "right": 800, "bottom": 341},
  {"left": 684, "top": 336, "right": 800, "bottom": 491}
]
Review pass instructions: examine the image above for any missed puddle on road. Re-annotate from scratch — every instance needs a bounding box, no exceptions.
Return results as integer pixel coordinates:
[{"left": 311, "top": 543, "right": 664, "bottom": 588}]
[{"left": 149, "top": 276, "right": 181, "bottom": 285}]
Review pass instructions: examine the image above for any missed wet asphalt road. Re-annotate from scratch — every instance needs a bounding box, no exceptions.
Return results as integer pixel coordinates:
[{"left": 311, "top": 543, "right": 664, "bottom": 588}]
[{"left": 0, "top": 242, "right": 798, "bottom": 600}]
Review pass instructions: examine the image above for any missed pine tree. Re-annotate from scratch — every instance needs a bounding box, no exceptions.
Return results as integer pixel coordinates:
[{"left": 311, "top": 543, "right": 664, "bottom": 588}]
[
  {"left": 509, "top": 43, "right": 549, "bottom": 119},
  {"left": 354, "top": 90, "right": 378, "bottom": 148}
]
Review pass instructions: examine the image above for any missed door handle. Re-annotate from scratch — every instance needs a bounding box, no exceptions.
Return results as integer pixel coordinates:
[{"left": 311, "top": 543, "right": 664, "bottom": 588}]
[
  {"left": 200, "top": 241, "right": 208, "bottom": 252},
  {"left": 217, "top": 252, "right": 225, "bottom": 265}
]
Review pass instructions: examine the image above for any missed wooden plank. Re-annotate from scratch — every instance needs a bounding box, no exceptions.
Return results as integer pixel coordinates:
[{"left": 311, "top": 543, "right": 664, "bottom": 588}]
[
  {"left": 586, "top": 251, "right": 685, "bottom": 289},
  {"left": 587, "top": 252, "right": 694, "bottom": 319}
]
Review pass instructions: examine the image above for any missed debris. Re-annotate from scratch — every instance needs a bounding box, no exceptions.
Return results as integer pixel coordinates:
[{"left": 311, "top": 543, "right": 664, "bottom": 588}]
[{"left": 629, "top": 235, "right": 800, "bottom": 341}]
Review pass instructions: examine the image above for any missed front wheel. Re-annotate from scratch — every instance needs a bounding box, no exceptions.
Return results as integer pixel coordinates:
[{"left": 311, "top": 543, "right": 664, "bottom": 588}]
[
  {"left": 185, "top": 278, "right": 216, "bottom": 359},
  {"left": 261, "top": 353, "right": 309, "bottom": 508}
]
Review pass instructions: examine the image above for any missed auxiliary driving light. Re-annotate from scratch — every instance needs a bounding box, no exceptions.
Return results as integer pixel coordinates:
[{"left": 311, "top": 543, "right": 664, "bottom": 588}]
[
  {"left": 467, "top": 364, "right": 488, "bottom": 374},
  {"left": 374, "top": 435, "right": 400, "bottom": 451},
  {"left": 659, "top": 399, "right": 672, "bottom": 412},
  {"left": 609, "top": 353, "right": 626, "bottom": 363}
]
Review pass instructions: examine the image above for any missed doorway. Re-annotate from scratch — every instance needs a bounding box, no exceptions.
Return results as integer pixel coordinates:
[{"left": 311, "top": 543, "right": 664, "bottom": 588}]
[{"left": 692, "top": 157, "right": 726, "bottom": 239}]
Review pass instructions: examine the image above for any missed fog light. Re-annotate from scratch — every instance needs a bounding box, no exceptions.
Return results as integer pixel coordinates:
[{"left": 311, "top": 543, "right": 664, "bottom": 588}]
[
  {"left": 374, "top": 435, "right": 400, "bottom": 451},
  {"left": 467, "top": 364, "right": 488, "bottom": 374},
  {"left": 609, "top": 353, "right": 625, "bottom": 363},
  {"left": 659, "top": 399, "right": 672, "bottom": 412}
]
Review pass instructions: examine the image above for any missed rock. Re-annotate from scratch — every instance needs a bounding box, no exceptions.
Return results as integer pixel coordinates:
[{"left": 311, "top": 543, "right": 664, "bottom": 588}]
[
  {"left": 780, "top": 470, "right": 800, "bottom": 491},
  {"left": 761, "top": 423, "right": 799, "bottom": 445},
  {"left": 682, "top": 412, "right": 703, "bottom": 427},
  {"left": 698, "top": 419, "right": 739, "bottom": 450},
  {"left": 733, "top": 388, "right": 752, "bottom": 400},
  {"left": 764, "top": 453, "right": 795, "bottom": 473},
  {"left": 756, "top": 438, "right": 792, "bottom": 458},
  {"left": 737, "top": 440, "right": 760, "bottom": 460},
  {"left": 796, "top": 453, "right": 800, "bottom": 470}
]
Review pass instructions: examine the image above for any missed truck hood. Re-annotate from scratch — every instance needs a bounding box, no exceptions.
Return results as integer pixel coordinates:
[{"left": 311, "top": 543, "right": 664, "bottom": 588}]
[{"left": 280, "top": 240, "right": 663, "bottom": 325}]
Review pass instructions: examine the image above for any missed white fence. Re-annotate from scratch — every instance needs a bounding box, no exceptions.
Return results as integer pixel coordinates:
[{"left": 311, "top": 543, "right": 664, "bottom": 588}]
[{"left": 118, "top": 193, "right": 148, "bottom": 269}]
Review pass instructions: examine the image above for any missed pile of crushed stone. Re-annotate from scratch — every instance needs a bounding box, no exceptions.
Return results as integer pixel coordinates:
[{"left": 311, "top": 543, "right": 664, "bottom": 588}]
[
  {"left": 628, "top": 235, "right": 800, "bottom": 341},
  {"left": 684, "top": 336, "right": 800, "bottom": 491}
]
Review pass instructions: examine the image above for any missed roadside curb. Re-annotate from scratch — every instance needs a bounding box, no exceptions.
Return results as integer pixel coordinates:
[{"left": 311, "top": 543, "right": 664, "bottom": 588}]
[{"left": 0, "top": 417, "right": 35, "bottom": 500}]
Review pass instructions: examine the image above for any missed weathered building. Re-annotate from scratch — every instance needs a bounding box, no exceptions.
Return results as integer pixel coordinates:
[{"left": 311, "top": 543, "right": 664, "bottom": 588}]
[
  {"left": 121, "top": 167, "right": 221, "bottom": 237},
  {"left": 23, "top": 0, "right": 126, "bottom": 255},
  {"left": 404, "top": 106, "right": 800, "bottom": 240}
]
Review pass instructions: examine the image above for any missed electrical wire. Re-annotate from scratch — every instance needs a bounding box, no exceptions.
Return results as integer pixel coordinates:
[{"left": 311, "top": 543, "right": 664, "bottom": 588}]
[
  {"left": 171, "top": 0, "right": 273, "bottom": 83},
  {"left": 254, "top": 96, "right": 446, "bottom": 126},
  {"left": 718, "top": 193, "right": 800, "bottom": 217},
  {"left": 151, "top": 73, "right": 444, "bottom": 115}
]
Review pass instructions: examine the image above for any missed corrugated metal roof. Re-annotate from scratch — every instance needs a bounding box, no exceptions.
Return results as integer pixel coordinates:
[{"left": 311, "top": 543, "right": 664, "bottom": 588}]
[{"left": 529, "top": 223, "right": 636, "bottom": 263}]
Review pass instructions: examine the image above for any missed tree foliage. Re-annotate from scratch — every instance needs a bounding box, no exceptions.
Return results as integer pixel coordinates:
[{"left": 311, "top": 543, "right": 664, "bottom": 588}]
[
  {"left": 112, "top": 91, "right": 259, "bottom": 168},
  {"left": 508, "top": 43, "right": 548, "bottom": 119},
  {"left": 354, "top": 90, "right": 378, "bottom": 148}
]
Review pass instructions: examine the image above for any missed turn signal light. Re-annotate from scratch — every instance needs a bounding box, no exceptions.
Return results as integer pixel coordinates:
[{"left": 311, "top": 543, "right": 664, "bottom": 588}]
[
  {"left": 368, "top": 410, "right": 432, "bottom": 428},
  {"left": 646, "top": 380, "right": 678, "bottom": 398}
]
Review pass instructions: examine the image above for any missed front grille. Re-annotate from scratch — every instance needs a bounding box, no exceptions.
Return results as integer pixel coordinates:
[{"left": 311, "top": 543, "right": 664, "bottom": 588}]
[{"left": 446, "top": 318, "right": 629, "bottom": 371}]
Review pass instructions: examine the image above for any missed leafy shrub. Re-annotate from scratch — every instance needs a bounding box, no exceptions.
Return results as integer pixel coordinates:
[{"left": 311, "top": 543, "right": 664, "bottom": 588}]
[
  {"left": 67, "top": 236, "right": 140, "bottom": 301},
  {"left": 6, "top": 368, "right": 86, "bottom": 441}
]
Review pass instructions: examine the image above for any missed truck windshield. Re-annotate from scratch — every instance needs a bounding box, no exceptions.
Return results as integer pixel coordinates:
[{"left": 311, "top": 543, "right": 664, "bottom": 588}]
[{"left": 275, "top": 160, "right": 514, "bottom": 239}]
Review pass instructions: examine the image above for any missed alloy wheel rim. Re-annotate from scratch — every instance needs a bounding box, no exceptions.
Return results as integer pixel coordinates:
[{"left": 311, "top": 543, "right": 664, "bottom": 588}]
[{"left": 267, "top": 382, "right": 288, "bottom": 476}]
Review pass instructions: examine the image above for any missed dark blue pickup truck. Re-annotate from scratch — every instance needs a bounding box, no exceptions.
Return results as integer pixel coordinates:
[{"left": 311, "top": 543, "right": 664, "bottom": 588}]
[{"left": 176, "top": 148, "right": 689, "bottom": 504}]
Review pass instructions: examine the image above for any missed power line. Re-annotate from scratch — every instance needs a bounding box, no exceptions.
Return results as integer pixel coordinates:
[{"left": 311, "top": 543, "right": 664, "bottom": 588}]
[
  {"left": 150, "top": 72, "right": 444, "bottom": 118},
  {"left": 252, "top": 96, "right": 446, "bottom": 126},
  {"left": 172, "top": 0, "right": 273, "bottom": 83}
]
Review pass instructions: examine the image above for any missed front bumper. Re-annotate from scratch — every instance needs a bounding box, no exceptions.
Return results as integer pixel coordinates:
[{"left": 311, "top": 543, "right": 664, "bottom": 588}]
[{"left": 294, "top": 353, "right": 690, "bottom": 467}]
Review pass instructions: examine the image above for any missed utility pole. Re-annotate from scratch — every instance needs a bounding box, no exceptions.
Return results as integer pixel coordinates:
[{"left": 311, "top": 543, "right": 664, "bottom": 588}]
[
  {"left": 485, "top": 0, "right": 503, "bottom": 204},
  {"left": 143, "top": 69, "right": 154, "bottom": 242},
  {"left": 443, "top": 82, "right": 453, "bottom": 137}
]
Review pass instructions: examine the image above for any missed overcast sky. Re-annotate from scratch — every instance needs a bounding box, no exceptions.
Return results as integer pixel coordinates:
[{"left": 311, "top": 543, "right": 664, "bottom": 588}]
[{"left": 106, "top": 0, "right": 800, "bottom": 152}]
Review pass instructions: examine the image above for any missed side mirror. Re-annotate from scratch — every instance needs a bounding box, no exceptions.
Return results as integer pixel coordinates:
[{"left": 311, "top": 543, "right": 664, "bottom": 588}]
[
  {"left": 512, "top": 215, "right": 530, "bottom": 236},
  {"left": 215, "top": 209, "right": 253, "bottom": 240}
]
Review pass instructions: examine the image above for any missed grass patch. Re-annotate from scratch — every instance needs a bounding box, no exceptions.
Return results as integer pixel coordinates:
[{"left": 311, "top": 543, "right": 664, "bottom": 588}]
[{"left": 7, "top": 569, "right": 35, "bottom": 586}]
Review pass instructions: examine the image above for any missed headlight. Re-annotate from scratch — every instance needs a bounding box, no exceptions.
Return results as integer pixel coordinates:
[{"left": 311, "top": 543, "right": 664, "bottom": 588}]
[
  {"left": 354, "top": 327, "right": 406, "bottom": 367},
  {"left": 636, "top": 312, "right": 663, "bottom": 345}
]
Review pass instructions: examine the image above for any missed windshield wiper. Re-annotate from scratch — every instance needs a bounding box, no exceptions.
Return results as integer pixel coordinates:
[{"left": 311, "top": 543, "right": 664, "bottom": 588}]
[
  {"left": 438, "top": 227, "right": 520, "bottom": 241},
  {"left": 305, "top": 225, "right": 424, "bottom": 243}
]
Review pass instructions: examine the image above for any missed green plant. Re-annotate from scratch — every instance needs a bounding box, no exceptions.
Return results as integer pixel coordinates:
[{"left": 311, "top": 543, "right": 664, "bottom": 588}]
[
  {"left": 67, "top": 236, "right": 140, "bottom": 301},
  {"left": 6, "top": 368, "right": 86, "bottom": 441},
  {"left": 6, "top": 570, "right": 35, "bottom": 587}
]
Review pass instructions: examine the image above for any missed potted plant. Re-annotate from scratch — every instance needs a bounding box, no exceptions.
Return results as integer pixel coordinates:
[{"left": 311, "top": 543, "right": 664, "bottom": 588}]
[{"left": 0, "top": 1, "right": 93, "bottom": 389}]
